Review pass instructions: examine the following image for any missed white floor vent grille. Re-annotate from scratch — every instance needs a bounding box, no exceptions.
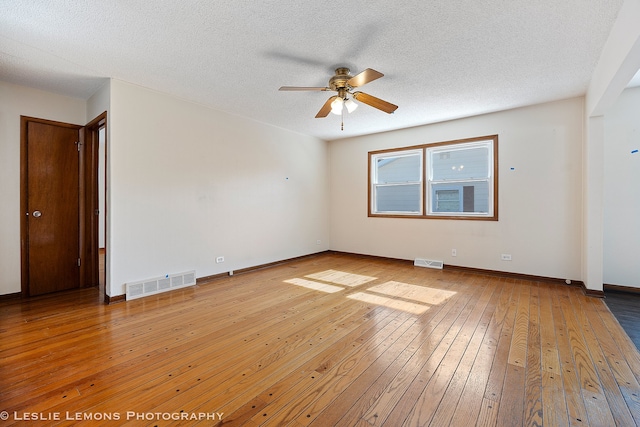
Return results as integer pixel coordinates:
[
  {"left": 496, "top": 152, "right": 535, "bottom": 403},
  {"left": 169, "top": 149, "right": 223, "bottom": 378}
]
[
  {"left": 126, "top": 270, "right": 196, "bottom": 300},
  {"left": 414, "top": 258, "right": 444, "bottom": 269}
]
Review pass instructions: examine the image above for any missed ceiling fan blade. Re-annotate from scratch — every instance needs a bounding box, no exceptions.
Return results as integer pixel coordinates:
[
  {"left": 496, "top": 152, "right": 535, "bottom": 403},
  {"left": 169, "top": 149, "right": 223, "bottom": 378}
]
[
  {"left": 348, "top": 68, "right": 384, "bottom": 88},
  {"left": 316, "top": 96, "right": 338, "bottom": 118},
  {"left": 279, "top": 86, "right": 329, "bottom": 91},
  {"left": 353, "top": 91, "right": 398, "bottom": 114}
]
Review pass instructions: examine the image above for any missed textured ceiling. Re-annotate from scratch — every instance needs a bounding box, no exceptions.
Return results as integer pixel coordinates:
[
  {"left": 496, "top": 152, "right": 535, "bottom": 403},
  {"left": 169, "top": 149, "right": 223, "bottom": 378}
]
[{"left": 0, "top": 1, "right": 628, "bottom": 140}]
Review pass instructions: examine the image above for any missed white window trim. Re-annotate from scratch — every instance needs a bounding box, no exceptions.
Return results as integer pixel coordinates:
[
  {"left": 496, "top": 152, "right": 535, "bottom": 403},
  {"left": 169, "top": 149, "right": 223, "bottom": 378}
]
[
  {"left": 370, "top": 149, "right": 423, "bottom": 215},
  {"left": 426, "top": 140, "right": 494, "bottom": 217}
]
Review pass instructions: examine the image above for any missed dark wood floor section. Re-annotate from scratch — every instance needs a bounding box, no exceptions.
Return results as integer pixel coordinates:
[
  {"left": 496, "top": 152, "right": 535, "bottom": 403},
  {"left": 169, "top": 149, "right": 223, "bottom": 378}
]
[
  {"left": 606, "top": 291, "right": 640, "bottom": 351},
  {"left": 2, "top": 253, "right": 640, "bottom": 426}
]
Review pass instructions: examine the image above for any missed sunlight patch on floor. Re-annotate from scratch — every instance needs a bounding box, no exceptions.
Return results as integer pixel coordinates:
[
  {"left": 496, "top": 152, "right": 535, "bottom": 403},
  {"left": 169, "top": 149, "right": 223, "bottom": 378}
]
[
  {"left": 367, "top": 281, "right": 456, "bottom": 305},
  {"left": 305, "top": 270, "right": 377, "bottom": 287},
  {"left": 284, "top": 271, "right": 455, "bottom": 315},
  {"left": 283, "top": 278, "right": 344, "bottom": 293},
  {"left": 348, "top": 292, "right": 429, "bottom": 315}
]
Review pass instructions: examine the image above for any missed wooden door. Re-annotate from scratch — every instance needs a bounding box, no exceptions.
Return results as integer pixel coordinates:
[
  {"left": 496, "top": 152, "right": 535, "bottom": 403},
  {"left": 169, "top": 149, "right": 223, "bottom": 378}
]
[{"left": 21, "top": 118, "right": 82, "bottom": 296}]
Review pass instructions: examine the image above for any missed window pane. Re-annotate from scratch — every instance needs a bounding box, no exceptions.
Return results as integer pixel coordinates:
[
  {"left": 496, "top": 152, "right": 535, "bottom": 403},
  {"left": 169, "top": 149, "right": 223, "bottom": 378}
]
[
  {"left": 437, "top": 189, "right": 459, "bottom": 201},
  {"left": 376, "top": 184, "right": 421, "bottom": 213},
  {"left": 377, "top": 154, "right": 421, "bottom": 183},
  {"left": 431, "top": 182, "right": 489, "bottom": 213},
  {"left": 431, "top": 146, "right": 488, "bottom": 181},
  {"left": 433, "top": 188, "right": 460, "bottom": 212}
]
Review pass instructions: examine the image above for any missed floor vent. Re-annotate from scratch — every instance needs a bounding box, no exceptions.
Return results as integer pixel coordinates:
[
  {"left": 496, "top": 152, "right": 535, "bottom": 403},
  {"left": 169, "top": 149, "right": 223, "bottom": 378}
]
[
  {"left": 126, "top": 270, "right": 196, "bottom": 300},
  {"left": 414, "top": 258, "right": 444, "bottom": 269}
]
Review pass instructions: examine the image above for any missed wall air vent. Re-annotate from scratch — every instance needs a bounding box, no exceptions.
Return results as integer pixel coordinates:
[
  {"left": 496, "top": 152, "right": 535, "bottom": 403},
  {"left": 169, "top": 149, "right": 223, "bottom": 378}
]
[
  {"left": 125, "top": 270, "right": 196, "bottom": 300},
  {"left": 414, "top": 258, "right": 444, "bottom": 269}
]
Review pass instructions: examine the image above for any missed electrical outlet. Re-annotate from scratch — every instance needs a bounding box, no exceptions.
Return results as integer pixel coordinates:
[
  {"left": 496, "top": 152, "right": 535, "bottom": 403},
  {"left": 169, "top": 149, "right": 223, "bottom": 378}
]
[
  {"left": 451, "top": 249, "right": 457, "bottom": 257},
  {"left": 316, "top": 240, "right": 321, "bottom": 245},
  {"left": 216, "top": 256, "right": 224, "bottom": 263},
  {"left": 501, "top": 254, "right": 512, "bottom": 261}
]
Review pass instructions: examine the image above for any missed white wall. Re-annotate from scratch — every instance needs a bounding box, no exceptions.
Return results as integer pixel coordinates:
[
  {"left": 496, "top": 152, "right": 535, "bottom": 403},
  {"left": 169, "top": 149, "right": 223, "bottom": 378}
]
[
  {"left": 107, "top": 80, "right": 329, "bottom": 296},
  {"left": 329, "top": 97, "right": 584, "bottom": 282},
  {"left": 603, "top": 86, "right": 640, "bottom": 288},
  {"left": 87, "top": 80, "right": 110, "bottom": 123},
  {"left": 1, "top": 79, "right": 329, "bottom": 297},
  {"left": 583, "top": 0, "right": 640, "bottom": 292},
  {"left": 0, "top": 81, "right": 87, "bottom": 295},
  {"left": 86, "top": 81, "right": 111, "bottom": 289}
]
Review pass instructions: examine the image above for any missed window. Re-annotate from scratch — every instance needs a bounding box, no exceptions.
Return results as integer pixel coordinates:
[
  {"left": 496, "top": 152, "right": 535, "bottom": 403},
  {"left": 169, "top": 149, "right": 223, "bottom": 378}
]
[
  {"left": 370, "top": 150, "right": 422, "bottom": 215},
  {"left": 369, "top": 135, "right": 498, "bottom": 220}
]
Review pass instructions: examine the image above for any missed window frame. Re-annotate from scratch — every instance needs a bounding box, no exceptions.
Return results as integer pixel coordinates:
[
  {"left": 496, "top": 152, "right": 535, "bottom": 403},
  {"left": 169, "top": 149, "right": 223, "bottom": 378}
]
[
  {"left": 369, "top": 148, "right": 423, "bottom": 216},
  {"left": 368, "top": 135, "right": 498, "bottom": 220}
]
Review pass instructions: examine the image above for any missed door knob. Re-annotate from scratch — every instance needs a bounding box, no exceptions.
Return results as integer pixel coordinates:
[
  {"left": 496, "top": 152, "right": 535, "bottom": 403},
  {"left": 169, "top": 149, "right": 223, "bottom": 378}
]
[{"left": 32, "top": 210, "right": 42, "bottom": 218}]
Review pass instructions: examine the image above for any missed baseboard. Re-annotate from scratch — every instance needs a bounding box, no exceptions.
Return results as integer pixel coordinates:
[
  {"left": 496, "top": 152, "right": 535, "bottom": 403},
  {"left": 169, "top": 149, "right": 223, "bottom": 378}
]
[
  {"left": 0, "top": 291, "right": 21, "bottom": 301},
  {"left": 582, "top": 287, "right": 605, "bottom": 298},
  {"left": 196, "top": 272, "right": 230, "bottom": 285},
  {"left": 444, "top": 263, "right": 569, "bottom": 284},
  {"left": 109, "top": 251, "right": 611, "bottom": 301},
  {"left": 604, "top": 283, "right": 640, "bottom": 295},
  {"left": 331, "top": 251, "right": 603, "bottom": 298},
  {"left": 328, "top": 251, "right": 414, "bottom": 265},
  {"left": 444, "top": 263, "right": 603, "bottom": 297},
  {"left": 196, "top": 251, "right": 333, "bottom": 285},
  {"left": 226, "top": 251, "right": 332, "bottom": 276},
  {"left": 106, "top": 294, "right": 126, "bottom": 304}
]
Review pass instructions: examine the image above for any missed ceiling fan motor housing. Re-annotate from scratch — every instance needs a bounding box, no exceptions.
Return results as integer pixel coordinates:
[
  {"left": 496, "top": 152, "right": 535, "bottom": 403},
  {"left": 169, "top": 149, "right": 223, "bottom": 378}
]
[{"left": 328, "top": 68, "right": 353, "bottom": 92}]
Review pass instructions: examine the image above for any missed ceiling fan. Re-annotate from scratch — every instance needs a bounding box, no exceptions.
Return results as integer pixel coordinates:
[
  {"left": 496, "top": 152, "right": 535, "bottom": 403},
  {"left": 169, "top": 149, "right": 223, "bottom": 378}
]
[{"left": 279, "top": 67, "right": 398, "bottom": 121}]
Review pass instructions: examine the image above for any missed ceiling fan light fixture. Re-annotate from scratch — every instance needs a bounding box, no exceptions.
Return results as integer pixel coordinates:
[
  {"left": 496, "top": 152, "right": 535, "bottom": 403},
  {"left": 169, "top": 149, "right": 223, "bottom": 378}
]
[
  {"left": 344, "top": 98, "right": 358, "bottom": 113},
  {"left": 279, "top": 67, "right": 397, "bottom": 120},
  {"left": 330, "top": 97, "right": 344, "bottom": 115}
]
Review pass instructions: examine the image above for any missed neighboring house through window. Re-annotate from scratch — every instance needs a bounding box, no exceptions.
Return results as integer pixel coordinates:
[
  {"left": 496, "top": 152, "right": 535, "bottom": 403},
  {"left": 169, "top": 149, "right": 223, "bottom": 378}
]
[{"left": 369, "top": 135, "right": 498, "bottom": 220}]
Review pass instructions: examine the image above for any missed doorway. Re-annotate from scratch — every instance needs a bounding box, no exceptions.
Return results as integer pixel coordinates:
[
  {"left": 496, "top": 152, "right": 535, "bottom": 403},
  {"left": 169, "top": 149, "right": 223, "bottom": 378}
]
[
  {"left": 85, "top": 113, "right": 108, "bottom": 301},
  {"left": 20, "top": 113, "right": 107, "bottom": 300}
]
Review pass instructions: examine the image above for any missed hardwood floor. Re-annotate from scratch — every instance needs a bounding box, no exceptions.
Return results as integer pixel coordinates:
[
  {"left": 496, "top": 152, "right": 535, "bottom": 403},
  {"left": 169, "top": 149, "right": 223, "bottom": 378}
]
[
  {"left": 605, "top": 291, "right": 640, "bottom": 351},
  {"left": 1, "top": 252, "right": 639, "bottom": 426}
]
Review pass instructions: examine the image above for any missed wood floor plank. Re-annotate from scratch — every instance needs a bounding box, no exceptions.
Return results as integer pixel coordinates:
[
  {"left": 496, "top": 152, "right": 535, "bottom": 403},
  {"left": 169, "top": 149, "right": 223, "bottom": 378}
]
[
  {"left": 189, "top": 307, "right": 402, "bottom": 422},
  {"left": 372, "top": 275, "right": 489, "bottom": 426},
  {"left": 66, "top": 294, "right": 384, "bottom": 417},
  {"left": 1, "top": 275, "right": 310, "bottom": 396},
  {"left": 254, "top": 315, "right": 417, "bottom": 426},
  {"left": 307, "top": 275, "right": 471, "bottom": 427},
  {"left": 425, "top": 278, "right": 498, "bottom": 427},
  {"left": 476, "top": 397, "right": 499, "bottom": 427},
  {"left": 400, "top": 278, "right": 497, "bottom": 426},
  {"left": 494, "top": 283, "right": 528, "bottom": 426},
  {"left": 2, "top": 253, "right": 640, "bottom": 427},
  {"left": 556, "top": 287, "right": 617, "bottom": 425},
  {"left": 538, "top": 284, "right": 569, "bottom": 427},
  {"left": 590, "top": 296, "right": 640, "bottom": 385},
  {"left": 345, "top": 277, "right": 484, "bottom": 427},
  {"left": 523, "top": 284, "right": 543, "bottom": 426},
  {"left": 547, "top": 283, "right": 589, "bottom": 427},
  {"left": 507, "top": 282, "right": 530, "bottom": 368},
  {"left": 483, "top": 278, "right": 519, "bottom": 403},
  {"left": 3, "top": 283, "right": 344, "bottom": 411},
  {"left": 447, "top": 280, "right": 513, "bottom": 426},
  {"left": 567, "top": 289, "right": 639, "bottom": 426},
  {"left": 605, "top": 291, "right": 640, "bottom": 352}
]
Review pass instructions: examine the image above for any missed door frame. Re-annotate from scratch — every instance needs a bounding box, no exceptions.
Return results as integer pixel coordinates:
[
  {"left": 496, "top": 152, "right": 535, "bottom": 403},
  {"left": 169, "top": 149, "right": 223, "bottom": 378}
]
[
  {"left": 84, "top": 112, "right": 108, "bottom": 303},
  {"left": 20, "top": 113, "right": 107, "bottom": 299}
]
